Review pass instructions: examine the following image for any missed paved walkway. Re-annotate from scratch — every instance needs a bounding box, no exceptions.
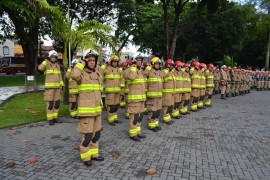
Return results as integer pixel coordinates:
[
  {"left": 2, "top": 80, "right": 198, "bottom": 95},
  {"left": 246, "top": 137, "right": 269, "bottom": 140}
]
[
  {"left": 0, "top": 91, "right": 270, "bottom": 180},
  {"left": 0, "top": 86, "right": 44, "bottom": 105}
]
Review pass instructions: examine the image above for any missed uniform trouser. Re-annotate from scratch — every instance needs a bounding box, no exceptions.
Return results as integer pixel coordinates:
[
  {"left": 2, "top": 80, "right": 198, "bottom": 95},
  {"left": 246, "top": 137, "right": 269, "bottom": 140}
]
[
  {"left": 69, "top": 93, "right": 78, "bottom": 117},
  {"left": 205, "top": 87, "right": 213, "bottom": 106},
  {"left": 127, "top": 101, "right": 145, "bottom": 137},
  {"left": 220, "top": 83, "right": 226, "bottom": 95},
  {"left": 235, "top": 83, "right": 240, "bottom": 94},
  {"left": 180, "top": 92, "right": 190, "bottom": 114},
  {"left": 252, "top": 79, "right": 256, "bottom": 88},
  {"left": 77, "top": 115, "right": 102, "bottom": 162},
  {"left": 124, "top": 94, "right": 129, "bottom": 118},
  {"left": 190, "top": 89, "right": 200, "bottom": 110},
  {"left": 225, "top": 83, "right": 231, "bottom": 94},
  {"left": 264, "top": 81, "right": 268, "bottom": 89},
  {"left": 214, "top": 81, "right": 219, "bottom": 92},
  {"left": 197, "top": 88, "right": 206, "bottom": 108},
  {"left": 146, "top": 98, "right": 162, "bottom": 129},
  {"left": 120, "top": 90, "right": 126, "bottom": 107},
  {"left": 172, "top": 93, "right": 182, "bottom": 118},
  {"left": 257, "top": 81, "right": 261, "bottom": 89},
  {"left": 162, "top": 93, "right": 174, "bottom": 122},
  {"left": 268, "top": 81, "right": 270, "bottom": 89},
  {"left": 44, "top": 88, "right": 61, "bottom": 121},
  {"left": 105, "top": 93, "right": 120, "bottom": 122},
  {"left": 230, "top": 83, "right": 235, "bottom": 94},
  {"left": 239, "top": 83, "right": 244, "bottom": 92}
]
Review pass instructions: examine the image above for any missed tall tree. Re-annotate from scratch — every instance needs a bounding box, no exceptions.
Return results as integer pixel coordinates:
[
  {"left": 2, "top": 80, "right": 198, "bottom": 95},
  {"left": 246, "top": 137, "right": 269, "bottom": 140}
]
[{"left": 0, "top": 0, "right": 63, "bottom": 75}]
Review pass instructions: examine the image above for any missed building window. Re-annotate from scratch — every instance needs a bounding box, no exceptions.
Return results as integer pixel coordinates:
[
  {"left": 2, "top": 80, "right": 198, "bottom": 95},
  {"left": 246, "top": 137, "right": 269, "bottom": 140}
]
[{"left": 3, "top": 46, "right": 9, "bottom": 55}]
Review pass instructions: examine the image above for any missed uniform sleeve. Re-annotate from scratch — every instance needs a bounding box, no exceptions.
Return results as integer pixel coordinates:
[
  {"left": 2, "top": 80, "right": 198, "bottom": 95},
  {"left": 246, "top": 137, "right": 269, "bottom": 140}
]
[
  {"left": 124, "top": 65, "right": 138, "bottom": 80},
  {"left": 65, "top": 68, "right": 72, "bottom": 79},
  {"left": 70, "top": 60, "right": 85, "bottom": 83},
  {"left": 143, "top": 66, "right": 151, "bottom": 77},
  {"left": 38, "top": 60, "right": 47, "bottom": 72}
]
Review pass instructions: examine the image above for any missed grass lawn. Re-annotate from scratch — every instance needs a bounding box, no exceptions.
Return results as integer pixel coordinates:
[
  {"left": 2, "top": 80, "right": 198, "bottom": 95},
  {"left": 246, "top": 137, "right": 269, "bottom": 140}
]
[
  {"left": 0, "top": 92, "right": 69, "bottom": 129},
  {"left": 0, "top": 74, "right": 45, "bottom": 87}
]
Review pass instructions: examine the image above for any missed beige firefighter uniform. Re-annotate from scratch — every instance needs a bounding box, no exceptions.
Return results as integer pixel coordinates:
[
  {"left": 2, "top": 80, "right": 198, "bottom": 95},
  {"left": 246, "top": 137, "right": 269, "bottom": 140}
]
[
  {"left": 172, "top": 68, "right": 184, "bottom": 118},
  {"left": 220, "top": 69, "right": 227, "bottom": 98},
  {"left": 214, "top": 70, "right": 220, "bottom": 93},
  {"left": 190, "top": 67, "right": 201, "bottom": 111},
  {"left": 70, "top": 61, "right": 103, "bottom": 162},
  {"left": 180, "top": 68, "right": 191, "bottom": 114},
  {"left": 144, "top": 66, "right": 164, "bottom": 130},
  {"left": 198, "top": 69, "right": 206, "bottom": 109},
  {"left": 124, "top": 64, "right": 146, "bottom": 138},
  {"left": 38, "top": 59, "right": 64, "bottom": 121},
  {"left": 162, "top": 68, "right": 176, "bottom": 123},
  {"left": 103, "top": 65, "right": 122, "bottom": 124},
  {"left": 205, "top": 69, "right": 214, "bottom": 106},
  {"left": 225, "top": 70, "right": 231, "bottom": 97},
  {"left": 66, "top": 68, "right": 78, "bottom": 117}
]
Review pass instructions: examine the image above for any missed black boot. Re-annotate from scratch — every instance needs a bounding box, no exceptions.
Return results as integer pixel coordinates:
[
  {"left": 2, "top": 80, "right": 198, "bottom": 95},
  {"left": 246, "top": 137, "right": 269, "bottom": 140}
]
[
  {"left": 137, "top": 134, "right": 146, "bottom": 139},
  {"left": 232, "top": 93, "right": 235, "bottom": 97},
  {"left": 130, "top": 136, "right": 141, "bottom": 142},
  {"left": 149, "top": 127, "right": 158, "bottom": 132},
  {"left": 49, "top": 120, "right": 54, "bottom": 125},
  {"left": 225, "top": 93, "right": 230, "bottom": 98},
  {"left": 114, "top": 120, "right": 122, "bottom": 124},
  {"left": 109, "top": 122, "right": 115, "bottom": 126},
  {"left": 83, "top": 160, "right": 92, "bottom": 167},
  {"left": 53, "top": 119, "right": 62, "bottom": 123},
  {"left": 156, "top": 126, "right": 162, "bottom": 130},
  {"left": 92, "top": 156, "right": 104, "bottom": 161},
  {"left": 221, "top": 94, "right": 226, "bottom": 99}
]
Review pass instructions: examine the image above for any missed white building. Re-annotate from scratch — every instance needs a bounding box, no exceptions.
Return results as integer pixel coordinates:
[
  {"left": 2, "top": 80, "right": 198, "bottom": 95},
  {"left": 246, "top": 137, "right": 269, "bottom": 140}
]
[{"left": 0, "top": 39, "right": 14, "bottom": 57}]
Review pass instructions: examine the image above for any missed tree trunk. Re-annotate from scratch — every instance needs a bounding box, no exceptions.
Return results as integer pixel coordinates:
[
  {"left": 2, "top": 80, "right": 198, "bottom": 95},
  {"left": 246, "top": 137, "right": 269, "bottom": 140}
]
[
  {"left": 266, "top": 28, "right": 270, "bottom": 70},
  {"left": 162, "top": 0, "right": 170, "bottom": 58},
  {"left": 63, "top": 41, "right": 69, "bottom": 105},
  {"left": 22, "top": 20, "right": 39, "bottom": 76}
]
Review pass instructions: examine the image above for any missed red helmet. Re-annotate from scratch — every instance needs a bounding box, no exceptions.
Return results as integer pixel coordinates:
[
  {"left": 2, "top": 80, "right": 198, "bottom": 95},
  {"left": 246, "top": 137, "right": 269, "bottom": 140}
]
[
  {"left": 143, "top": 61, "right": 149, "bottom": 68},
  {"left": 127, "top": 60, "right": 132, "bottom": 66},
  {"left": 199, "top": 63, "right": 206, "bottom": 69},
  {"left": 121, "top": 62, "right": 127, "bottom": 68},
  {"left": 183, "top": 63, "right": 190, "bottom": 68},
  {"left": 165, "top": 59, "right": 174, "bottom": 68},
  {"left": 208, "top": 63, "right": 214, "bottom": 68},
  {"left": 192, "top": 61, "right": 200, "bottom": 67},
  {"left": 175, "top": 61, "right": 183, "bottom": 67}
]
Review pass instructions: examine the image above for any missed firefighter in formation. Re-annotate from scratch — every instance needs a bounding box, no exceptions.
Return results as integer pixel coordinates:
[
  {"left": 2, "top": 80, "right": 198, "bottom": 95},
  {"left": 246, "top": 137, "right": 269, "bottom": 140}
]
[{"left": 40, "top": 50, "right": 269, "bottom": 166}]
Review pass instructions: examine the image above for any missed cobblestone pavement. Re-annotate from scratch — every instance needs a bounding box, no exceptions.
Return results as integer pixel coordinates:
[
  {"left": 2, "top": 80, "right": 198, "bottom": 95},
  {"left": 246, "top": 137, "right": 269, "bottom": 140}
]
[{"left": 0, "top": 90, "right": 270, "bottom": 180}]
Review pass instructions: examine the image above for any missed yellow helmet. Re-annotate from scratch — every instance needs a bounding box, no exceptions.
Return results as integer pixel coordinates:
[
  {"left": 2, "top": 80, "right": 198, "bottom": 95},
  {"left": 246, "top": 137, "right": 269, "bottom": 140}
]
[
  {"left": 110, "top": 55, "right": 120, "bottom": 61},
  {"left": 151, "top": 57, "right": 162, "bottom": 65}
]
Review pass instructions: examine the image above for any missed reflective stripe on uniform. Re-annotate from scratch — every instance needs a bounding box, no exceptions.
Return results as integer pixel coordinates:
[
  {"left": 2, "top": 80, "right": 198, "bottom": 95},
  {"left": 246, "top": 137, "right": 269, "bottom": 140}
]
[
  {"left": 146, "top": 91, "right": 162, "bottom": 97},
  {"left": 136, "top": 126, "right": 141, "bottom": 132},
  {"left": 69, "top": 89, "right": 78, "bottom": 93},
  {"left": 105, "top": 87, "right": 121, "bottom": 92},
  {"left": 44, "top": 70, "right": 61, "bottom": 74},
  {"left": 76, "top": 63, "right": 84, "bottom": 70},
  {"left": 191, "top": 84, "right": 200, "bottom": 88},
  {"left": 163, "top": 114, "right": 171, "bottom": 122},
  {"left": 164, "top": 76, "right": 174, "bottom": 82},
  {"left": 129, "top": 128, "right": 137, "bottom": 134},
  {"left": 45, "top": 83, "right": 61, "bottom": 87},
  {"left": 91, "top": 148, "right": 99, "bottom": 156},
  {"left": 127, "top": 94, "right": 146, "bottom": 100},
  {"left": 205, "top": 100, "right": 211, "bottom": 105},
  {"left": 130, "top": 67, "right": 137, "bottom": 72},
  {"left": 53, "top": 112, "right": 58, "bottom": 117},
  {"left": 70, "top": 111, "right": 78, "bottom": 116},
  {"left": 206, "top": 84, "right": 214, "bottom": 87},
  {"left": 162, "top": 88, "right": 175, "bottom": 93},
  {"left": 172, "top": 110, "right": 179, "bottom": 117},
  {"left": 42, "top": 61, "right": 48, "bottom": 66},
  {"left": 147, "top": 78, "right": 163, "bottom": 82},
  {"left": 197, "top": 101, "right": 204, "bottom": 107},
  {"left": 80, "top": 149, "right": 91, "bottom": 159},
  {"left": 191, "top": 75, "right": 200, "bottom": 79},
  {"left": 191, "top": 104, "right": 197, "bottom": 110},
  {"left": 104, "top": 74, "right": 121, "bottom": 79},
  {"left": 127, "top": 78, "right": 146, "bottom": 84},
  {"left": 77, "top": 106, "right": 102, "bottom": 113},
  {"left": 78, "top": 84, "right": 102, "bottom": 91},
  {"left": 148, "top": 122, "right": 156, "bottom": 128},
  {"left": 47, "top": 113, "right": 54, "bottom": 119}
]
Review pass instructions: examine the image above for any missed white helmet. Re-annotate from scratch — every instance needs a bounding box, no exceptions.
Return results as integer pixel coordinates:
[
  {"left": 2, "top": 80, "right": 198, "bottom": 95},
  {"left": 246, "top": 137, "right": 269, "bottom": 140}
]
[
  {"left": 48, "top": 50, "right": 58, "bottom": 58},
  {"left": 221, "top": 65, "right": 227, "bottom": 69},
  {"left": 71, "top": 59, "right": 79, "bottom": 64}
]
